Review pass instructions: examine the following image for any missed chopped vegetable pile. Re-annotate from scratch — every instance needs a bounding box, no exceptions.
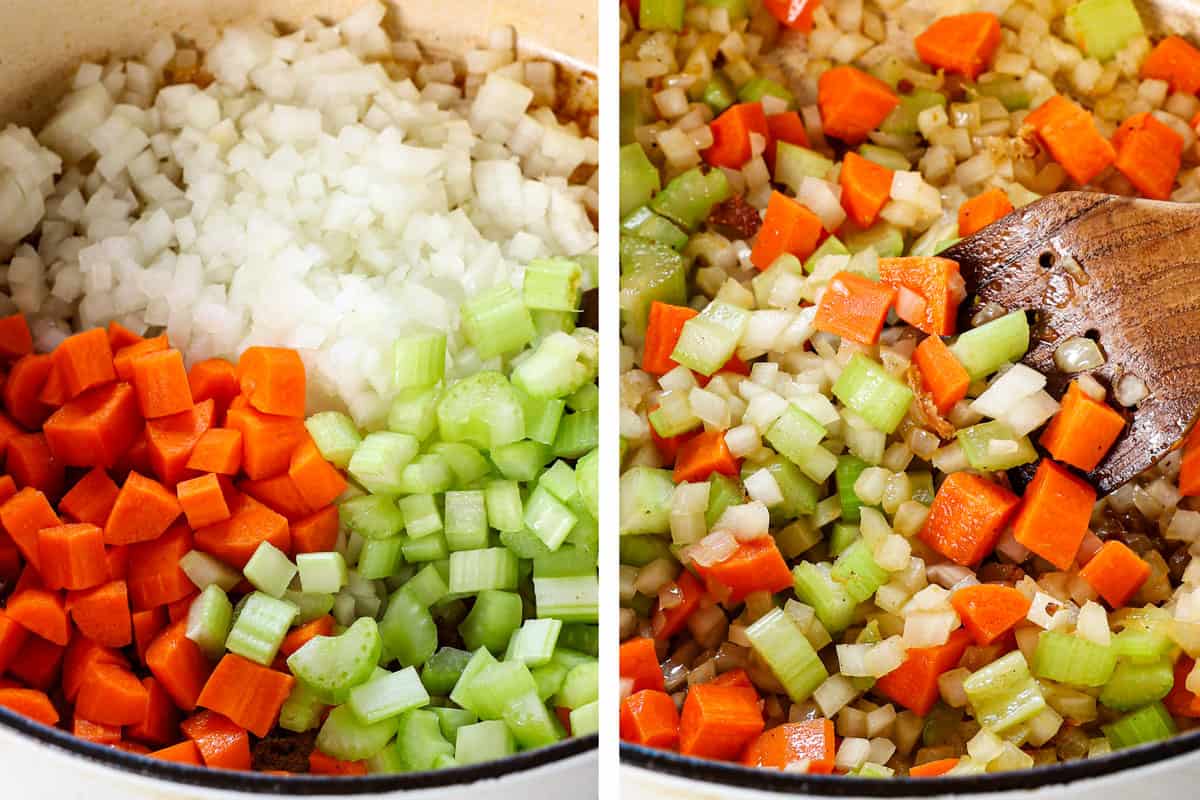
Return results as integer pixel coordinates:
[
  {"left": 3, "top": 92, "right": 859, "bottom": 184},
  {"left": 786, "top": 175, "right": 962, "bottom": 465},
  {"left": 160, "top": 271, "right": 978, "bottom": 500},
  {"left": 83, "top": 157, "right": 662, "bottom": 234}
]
[{"left": 619, "top": 0, "right": 1200, "bottom": 779}]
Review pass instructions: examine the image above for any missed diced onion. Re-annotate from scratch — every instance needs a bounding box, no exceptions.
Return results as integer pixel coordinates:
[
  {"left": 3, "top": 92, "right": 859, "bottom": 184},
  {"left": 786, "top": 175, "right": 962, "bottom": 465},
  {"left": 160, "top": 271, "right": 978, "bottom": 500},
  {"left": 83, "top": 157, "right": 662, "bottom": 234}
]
[
  {"left": 1116, "top": 374, "right": 1149, "bottom": 406},
  {"left": 1054, "top": 336, "right": 1106, "bottom": 373}
]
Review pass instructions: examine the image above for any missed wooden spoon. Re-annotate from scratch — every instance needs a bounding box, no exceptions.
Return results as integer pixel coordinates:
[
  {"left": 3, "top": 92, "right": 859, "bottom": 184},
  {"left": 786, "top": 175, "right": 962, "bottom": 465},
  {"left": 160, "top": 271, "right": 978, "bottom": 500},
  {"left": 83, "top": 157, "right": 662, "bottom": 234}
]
[{"left": 942, "top": 191, "right": 1200, "bottom": 494}]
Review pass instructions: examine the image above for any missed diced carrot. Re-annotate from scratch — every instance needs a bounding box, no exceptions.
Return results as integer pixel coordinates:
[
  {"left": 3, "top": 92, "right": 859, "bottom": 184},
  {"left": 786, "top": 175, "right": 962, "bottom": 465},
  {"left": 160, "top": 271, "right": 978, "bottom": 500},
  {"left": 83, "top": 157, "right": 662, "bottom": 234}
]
[
  {"left": 114, "top": 741, "right": 152, "bottom": 755},
  {"left": 150, "top": 740, "right": 204, "bottom": 766},
  {"left": 126, "top": 523, "right": 195, "bottom": 610},
  {"left": 749, "top": 191, "right": 824, "bottom": 271},
  {"left": 620, "top": 637, "right": 665, "bottom": 693},
  {"left": 920, "top": 472, "right": 1021, "bottom": 567},
  {"left": 196, "top": 653, "right": 295, "bottom": 738},
  {"left": 649, "top": 422, "right": 696, "bottom": 466},
  {"left": 765, "top": 111, "right": 810, "bottom": 171},
  {"left": 0, "top": 531, "right": 18, "bottom": 584},
  {"left": 132, "top": 607, "right": 168, "bottom": 665},
  {"left": 620, "top": 689, "right": 681, "bottom": 749},
  {"left": 104, "top": 471, "right": 182, "bottom": 545},
  {"left": 59, "top": 467, "right": 120, "bottom": 526},
  {"left": 1113, "top": 111, "right": 1184, "bottom": 201},
  {"left": 1165, "top": 657, "right": 1200, "bottom": 718},
  {"left": 0, "top": 314, "right": 33, "bottom": 361},
  {"left": 238, "top": 474, "right": 311, "bottom": 520},
  {"left": 74, "top": 717, "right": 123, "bottom": 744},
  {"left": 914, "top": 13, "right": 1001, "bottom": 80},
  {"left": 6, "top": 575, "right": 69, "bottom": 645},
  {"left": 182, "top": 710, "right": 253, "bottom": 771},
  {"left": 4, "top": 353, "right": 54, "bottom": 429},
  {"left": 709, "top": 669, "right": 753, "bottom": 688},
  {"left": 0, "top": 488, "right": 59, "bottom": 570},
  {"left": 950, "top": 585, "right": 1031, "bottom": 646},
  {"left": 1025, "top": 95, "right": 1115, "bottom": 186},
  {"left": 288, "top": 439, "right": 347, "bottom": 510},
  {"left": 37, "top": 364, "right": 68, "bottom": 407},
  {"left": 76, "top": 662, "right": 151, "bottom": 726},
  {"left": 1012, "top": 459, "right": 1096, "bottom": 570},
  {"left": 113, "top": 336, "right": 168, "bottom": 382},
  {"left": 0, "top": 476, "right": 15, "bottom": 505},
  {"left": 642, "top": 302, "right": 699, "bottom": 376},
  {"left": 145, "top": 398, "right": 215, "bottom": 486},
  {"left": 703, "top": 102, "right": 769, "bottom": 170},
  {"left": 0, "top": 410, "right": 23, "bottom": 457},
  {"left": 913, "top": 335, "right": 970, "bottom": 415},
  {"left": 308, "top": 751, "right": 367, "bottom": 776},
  {"left": 875, "top": 628, "right": 972, "bottom": 716},
  {"left": 910, "top": 758, "right": 962, "bottom": 777},
  {"left": 679, "top": 683, "right": 764, "bottom": 760},
  {"left": 177, "top": 473, "right": 232, "bottom": 529},
  {"left": 673, "top": 428, "right": 739, "bottom": 484},
  {"left": 146, "top": 621, "right": 212, "bottom": 713},
  {"left": 67, "top": 580, "right": 132, "bottom": 648},
  {"left": 188, "top": 359, "right": 240, "bottom": 423},
  {"left": 37, "top": 523, "right": 109, "bottom": 590},
  {"left": 279, "top": 615, "right": 335, "bottom": 659},
  {"left": 53, "top": 327, "right": 116, "bottom": 399},
  {"left": 225, "top": 406, "right": 310, "bottom": 480},
  {"left": 0, "top": 688, "right": 59, "bottom": 726},
  {"left": 127, "top": 676, "right": 181, "bottom": 747},
  {"left": 236, "top": 347, "right": 306, "bottom": 419},
  {"left": 106, "top": 545, "right": 129, "bottom": 581},
  {"left": 1039, "top": 381, "right": 1126, "bottom": 472},
  {"left": 291, "top": 505, "right": 340, "bottom": 555},
  {"left": 186, "top": 428, "right": 243, "bottom": 475},
  {"left": 7, "top": 433, "right": 64, "bottom": 499},
  {"left": 0, "top": 610, "right": 29, "bottom": 676},
  {"left": 167, "top": 591, "right": 198, "bottom": 623},
  {"left": 194, "top": 494, "right": 291, "bottom": 569},
  {"left": 1141, "top": 36, "right": 1200, "bottom": 95},
  {"left": 692, "top": 536, "right": 794, "bottom": 604},
  {"left": 131, "top": 349, "right": 193, "bottom": 419},
  {"left": 8, "top": 635, "right": 64, "bottom": 690},
  {"left": 115, "top": 427, "right": 154, "bottom": 479},
  {"left": 814, "top": 271, "right": 897, "bottom": 345},
  {"left": 817, "top": 66, "right": 899, "bottom": 144},
  {"left": 878, "top": 256, "right": 962, "bottom": 337},
  {"left": 107, "top": 321, "right": 144, "bottom": 352},
  {"left": 840, "top": 151, "right": 894, "bottom": 229},
  {"left": 62, "top": 636, "right": 123, "bottom": 701},
  {"left": 652, "top": 569, "right": 706, "bottom": 640},
  {"left": 1079, "top": 540, "right": 1151, "bottom": 608},
  {"left": 741, "top": 719, "right": 836, "bottom": 772},
  {"left": 958, "top": 187, "right": 1014, "bottom": 237},
  {"left": 762, "top": 0, "right": 820, "bottom": 31}
]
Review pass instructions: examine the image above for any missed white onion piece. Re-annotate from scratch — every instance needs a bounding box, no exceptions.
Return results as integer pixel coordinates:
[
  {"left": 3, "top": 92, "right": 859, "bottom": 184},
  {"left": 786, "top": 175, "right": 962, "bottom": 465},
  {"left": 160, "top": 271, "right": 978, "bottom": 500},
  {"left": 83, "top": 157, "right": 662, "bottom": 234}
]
[
  {"left": 894, "top": 286, "right": 928, "bottom": 324},
  {"left": 1001, "top": 390, "right": 1061, "bottom": 437},
  {"left": 970, "top": 363, "right": 1045, "bottom": 418},
  {"left": 1116, "top": 374, "right": 1149, "bottom": 406},
  {"left": 687, "top": 531, "right": 739, "bottom": 567},
  {"left": 1054, "top": 336, "right": 1105, "bottom": 373}
]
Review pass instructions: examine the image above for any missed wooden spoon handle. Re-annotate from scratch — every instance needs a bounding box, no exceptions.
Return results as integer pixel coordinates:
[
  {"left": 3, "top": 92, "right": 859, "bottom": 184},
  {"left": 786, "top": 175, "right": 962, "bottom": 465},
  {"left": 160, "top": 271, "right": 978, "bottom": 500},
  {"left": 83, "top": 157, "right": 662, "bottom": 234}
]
[{"left": 946, "top": 193, "right": 1200, "bottom": 492}]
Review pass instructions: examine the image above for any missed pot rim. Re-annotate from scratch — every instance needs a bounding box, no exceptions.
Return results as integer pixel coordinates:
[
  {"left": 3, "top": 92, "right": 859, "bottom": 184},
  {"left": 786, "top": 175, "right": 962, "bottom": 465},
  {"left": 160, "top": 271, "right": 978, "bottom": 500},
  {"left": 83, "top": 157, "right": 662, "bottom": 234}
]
[
  {"left": 621, "top": 728, "right": 1200, "bottom": 795},
  {"left": 0, "top": 707, "right": 595, "bottom": 793}
]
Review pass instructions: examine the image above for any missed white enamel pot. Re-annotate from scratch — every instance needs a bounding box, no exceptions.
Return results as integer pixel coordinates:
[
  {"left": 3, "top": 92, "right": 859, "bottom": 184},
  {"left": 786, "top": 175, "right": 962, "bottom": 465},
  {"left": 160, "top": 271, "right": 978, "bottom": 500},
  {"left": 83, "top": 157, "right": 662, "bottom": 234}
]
[{"left": 0, "top": 0, "right": 596, "bottom": 796}]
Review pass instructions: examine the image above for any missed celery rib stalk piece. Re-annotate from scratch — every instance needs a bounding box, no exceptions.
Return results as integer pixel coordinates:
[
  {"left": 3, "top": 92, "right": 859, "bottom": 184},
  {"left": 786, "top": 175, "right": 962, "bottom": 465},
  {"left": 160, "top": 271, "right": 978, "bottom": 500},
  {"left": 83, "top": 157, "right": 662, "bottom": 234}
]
[
  {"left": 459, "top": 590, "right": 524, "bottom": 653},
  {"left": 421, "top": 647, "right": 474, "bottom": 696},
  {"left": 1099, "top": 659, "right": 1175, "bottom": 711},
  {"left": 317, "top": 704, "right": 399, "bottom": 762},
  {"left": 380, "top": 586, "right": 438, "bottom": 668},
  {"left": 1103, "top": 701, "right": 1177, "bottom": 749},
  {"left": 831, "top": 539, "right": 890, "bottom": 604},
  {"left": 288, "top": 617, "right": 384, "bottom": 704},
  {"left": 950, "top": 310, "right": 1030, "bottom": 380},
  {"left": 793, "top": 562, "right": 858, "bottom": 634},
  {"left": 964, "top": 651, "right": 1047, "bottom": 735},
  {"left": 304, "top": 411, "right": 362, "bottom": 469},
  {"left": 436, "top": 371, "right": 526, "bottom": 450},
  {"left": 392, "top": 331, "right": 446, "bottom": 392},
  {"left": 620, "top": 143, "right": 662, "bottom": 218},
  {"left": 670, "top": 301, "right": 751, "bottom": 377},
  {"left": 1032, "top": 631, "right": 1117, "bottom": 688},
  {"left": 347, "top": 431, "right": 419, "bottom": 495},
  {"left": 745, "top": 607, "right": 829, "bottom": 702},
  {"left": 956, "top": 420, "right": 1039, "bottom": 472},
  {"left": 185, "top": 584, "right": 232, "bottom": 661},
  {"left": 1066, "top": 0, "right": 1144, "bottom": 62},
  {"left": 455, "top": 719, "right": 517, "bottom": 765},
  {"left": 523, "top": 257, "right": 583, "bottom": 313},
  {"left": 462, "top": 285, "right": 536, "bottom": 360},
  {"left": 619, "top": 467, "right": 676, "bottom": 535},
  {"left": 225, "top": 591, "right": 298, "bottom": 666},
  {"left": 347, "top": 666, "right": 431, "bottom": 725},
  {"left": 534, "top": 575, "right": 600, "bottom": 623},
  {"left": 449, "top": 548, "right": 520, "bottom": 594},
  {"left": 832, "top": 354, "right": 914, "bottom": 434},
  {"left": 394, "top": 709, "right": 457, "bottom": 770}
]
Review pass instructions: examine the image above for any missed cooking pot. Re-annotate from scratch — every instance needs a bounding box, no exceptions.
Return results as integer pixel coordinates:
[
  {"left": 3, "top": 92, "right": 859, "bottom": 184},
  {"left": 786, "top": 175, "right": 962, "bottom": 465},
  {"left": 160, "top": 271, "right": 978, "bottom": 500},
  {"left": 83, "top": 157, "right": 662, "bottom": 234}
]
[{"left": 0, "top": 0, "right": 597, "bottom": 796}]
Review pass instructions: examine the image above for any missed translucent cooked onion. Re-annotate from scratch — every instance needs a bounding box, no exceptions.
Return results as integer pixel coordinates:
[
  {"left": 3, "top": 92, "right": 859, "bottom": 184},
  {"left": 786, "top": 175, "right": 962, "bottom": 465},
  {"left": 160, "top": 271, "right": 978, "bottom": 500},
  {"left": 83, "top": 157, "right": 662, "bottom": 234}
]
[
  {"left": 687, "top": 530, "right": 738, "bottom": 567},
  {"left": 634, "top": 558, "right": 678, "bottom": 596},
  {"left": 1116, "top": 374, "right": 1149, "bottom": 406},
  {"left": 1054, "top": 337, "right": 1106, "bottom": 373}
]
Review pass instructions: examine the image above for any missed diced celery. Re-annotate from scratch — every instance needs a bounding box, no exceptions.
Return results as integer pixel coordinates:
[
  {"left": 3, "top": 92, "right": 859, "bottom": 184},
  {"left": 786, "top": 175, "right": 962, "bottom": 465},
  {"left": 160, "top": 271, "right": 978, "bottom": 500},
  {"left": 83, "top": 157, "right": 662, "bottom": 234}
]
[
  {"left": 437, "top": 371, "right": 526, "bottom": 450},
  {"left": 671, "top": 301, "right": 751, "bottom": 377},
  {"left": 289, "top": 617, "right": 383, "bottom": 704},
  {"left": 404, "top": 564, "right": 449, "bottom": 608},
  {"left": 620, "top": 143, "right": 662, "bottom": 218},
  {"left": 793, "top": 562, "right": 858, "bottom": 634},
  {"left": 753, "top": 456, "right": 819, "bottom": 520},
  {"left": 226, "top": 591, "right": 298, "bottom": 665},
  {"left": 444, "top": 490, "right": 489, "bottom": 551},
  {"left": 462, "top": 285, "right": 536, "bottom": 360},
  {"left": 569, "top": 700, "right": 600, "bottom": 736},
  {"left": 380, "top": 587, "right": 437, "bottom": 668},
  {"left": 365, "top": 743, "right": 406, "bottom": 774},
  {"left": 964, "top": 651, "right": 1047, "bottom": 734},
  {"left": 836, "top": 455, "right": 869, "bottom": 523},
  {"left": 1104, "top": 701, "right": 1177, "bottom": 749},
  {"left": 347, "top": 432, "right": 419, "bottom": 495},
  {"left": 804, "top": 235, "right": 850, "bottom": 274},
  {"left": 402, "top": 531, "right": 448, "bottom": 563},
  {"left": 558, "top": 623, "right": 600, "bottom": 657},
  {"left": 428, "top": 442, "right": 492, "bottom": 487},
  {"left": 244, "top": 541, "right": 298, "bottom": 599},
  {"left": 506, "top": 618, "right": 563, "bottom": 667},
  {"left": 393, "top": 332, "right": 446, "bottom": 392},
  {"left": 186, "top": 584, "right": 232, "bottom": 661},
  {"left": 284, "top": 590, "right": 336, "bottom": 624},
  {"left": 554, "top": 661, "right": 599, "bottom": 710},
  {"left": 738, "top": 76, "right": 793, "bottom": 106},
  {"left": 448, "top": 647, "right": 499, "bottom": 715},
  {"left": 525, "top": 485, "right": 578, "bottom": 552},
  {"left": 1100, "top": 660, "right": 1175, "bottom": 711},
  {"left": 485, "top": 480, "right": 525, "bottom": 533},
  {"left": 340, "top": 495, "right": 405, "bottom": 540},
  {"left": 831, "top": 539, "right": 889, "bottom": 603},
  {"left": 620, "top": 247, "right": 688, "bottom": 335},
  {"left": 534, "top": 575, "right": 600, "bottom": 622},
  {"left": 305, "top": 411, "right": 362, "bottom": 468},
  {"left": 1113, "top": 621, "right": 1175, "bottom": 664},
  {"left": 745, "top": 608, "right": 829, "bottom": 702},
  {"left": 619, "top": 467, "right": 676, "bottom": 535},
  {"left": 843, "top": 223, "right": 904, "bottom": 258},
  {"left": 975, "top": 76, "right": 1031, "bottom": 111},
  {"left": 356, "top": 537, "right": 404, "bottom": 581},
  {"left": 180, "top": 550, "right": 242, "bottom": 593},
  {"left": 957, "top": 420, "right": 1039, "bottom": 471},
  {"left": 502, "top": 690, "right": 562, "bottom": 749},
  {"left": 456, "top": 719, "right": 516, "bottom": 765},
  {"left": 568, "top": 383, "right": 599, "bottom": 414},
  {"left": 459, "top": 589, "right": 523, "bottom": 653},
  {"left": 297, "top": 552, "right": 348, "bottom": 595},
  {"left": 513, "top": 333, "right": 589, "bottom": 400},
  {"left": 950, "top": 311, "right": 1030, "bottom": 379},
  {"left": 387, "top": 387, "right": 440, "bottom": 440},
  {"left": 701, "top": 73, "right": 736, "bottom": 115},
  {"left": 622, "top": 206, "right": 690, "bottom": 250},
  {"left": 553, "top": 409, "right": 598, "bottom": 459},
  {"left": 421, "top": 646, "right": 473, "bottom": 696},
  {"left": 492, "top": 440, "right": 552, "bottom": 482},
  {"left": 775, "top": 142, "right": 834, "bottom": 193},
  {"left": 829, "top": 523, "right": 859, "bottom": 557},
  {"left": 348, "top": 666, "right": 431, "bottom": 724},
  {"left": 397, "top": 454, "right": 454, "bottom": 495},
  {"left": 650, "top": 167, "right": 731, "bottom": 231},
  {"left": 765, "top": 404, "right": 827, "bottom": 465},
  {"left": 858, "top": 144, "right": 910, "bottom": 172},
  {"left": 279, "top": 681, "right": 327, "bottom": 733},
  {"left": 1066, "top": 0, "right": 1144, "bottom": 61},
  {"left": 1032, "top": 631, "right": 1117, "bottom": 688},
  {"left": 432, "top": 706, "right": 478, "bottom": 741},
  {"left": 449, "top": 548, "right": 519, "bottom": 594},
  {"left": 399, "top": 494, "right": 443, "bottom": 539},
  {"left": 706, "top": 473, "right": 746, "bottom": 528},
  {"left": 523, "top": 258, "right": 583, "bottom": 313},
  {"left": 318, "top": 704, "right": 398, "bottom": 762},
  {"left": 881, "top": 90, "right": 946, "bottom": 136},
  {"left": 833, "top": 354, "right": 914, "bottom": 434}
]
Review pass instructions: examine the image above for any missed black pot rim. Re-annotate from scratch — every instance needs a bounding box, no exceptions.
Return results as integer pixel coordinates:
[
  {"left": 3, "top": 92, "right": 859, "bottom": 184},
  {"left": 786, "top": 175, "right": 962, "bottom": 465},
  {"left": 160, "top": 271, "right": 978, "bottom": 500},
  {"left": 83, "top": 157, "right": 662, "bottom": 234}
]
[
  {"left": 621, "top": 728, "right": 1200, "bottom": 796},
  {"left": 0, "top": 707, "right": 595, "bottom": 794}
]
